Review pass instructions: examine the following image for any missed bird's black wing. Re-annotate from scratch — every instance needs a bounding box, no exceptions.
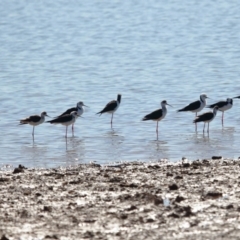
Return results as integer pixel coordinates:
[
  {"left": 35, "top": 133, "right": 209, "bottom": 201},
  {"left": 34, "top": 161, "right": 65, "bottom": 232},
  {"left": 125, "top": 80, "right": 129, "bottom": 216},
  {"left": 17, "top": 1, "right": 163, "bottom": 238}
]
[
  {"left": 20, "top": 115, "right": 41, "bottom": 124},
  {"left": 193, "top": 112, "right": 213, "bottom": 123},
  {"left": 207, "top": 101, "right": 226, "bottom": 109},
  {"left": 97, "top": 100, "right": 117, "bottom": 114},
  {"left": 47, "top": 114, "right": 72, "bottom": 124},
  {"left": 178, "top": 100, "right": 201, "bottom": 112},
  {"left": 55, "top": 107, "right": 77, "bottom": 118},
  {"left": 142, "top": 109, "right": 162, "bottom": 121}
]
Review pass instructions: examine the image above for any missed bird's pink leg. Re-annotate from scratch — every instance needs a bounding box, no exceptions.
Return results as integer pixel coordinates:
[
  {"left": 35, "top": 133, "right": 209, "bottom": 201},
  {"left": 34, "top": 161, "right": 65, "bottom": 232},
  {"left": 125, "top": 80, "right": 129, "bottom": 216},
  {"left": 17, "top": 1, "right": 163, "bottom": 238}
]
[
  {"left": 111, "top": 113, "right": 113, "bottom": 128},
  {"left": 72, "top": 123, "right": 74, "bottom": 133},
  {"left": 156, "top": 121, "right": 159, "bottom": 140},
  {"left": 203, "top": 123, "right": 205, "bottom": 133},
  {"left": 32, "top": 126, "right": 35, "bottom": 141},
  {"left": 222, "top": 112, "right": 224, "bottom": 126},
  {"left": 195, "top": 113, "right": 197, "bottom": 132},
  {"left": 208, "top": 123, "right": 209, "bottom": 133},
  {"left": 65, "top": 126, "right": 68, "bottom": 138}
]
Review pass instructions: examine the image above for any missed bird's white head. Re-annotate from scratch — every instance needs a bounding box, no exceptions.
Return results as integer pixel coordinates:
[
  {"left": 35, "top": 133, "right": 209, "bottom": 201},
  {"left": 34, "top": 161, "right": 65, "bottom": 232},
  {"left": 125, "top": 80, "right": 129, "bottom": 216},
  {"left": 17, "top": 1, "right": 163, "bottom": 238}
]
[
  {"left": 161, "top": 100, "right": 173, "bottom": 107},
  {"left": 41, "top": 112, "right": 50, "bottom": 117},
  {"left": 200, "top": 94, "right": 208, "bottom": 100},
  {"left": 77, "top": 101, "right": 88, "bottom": 108}
]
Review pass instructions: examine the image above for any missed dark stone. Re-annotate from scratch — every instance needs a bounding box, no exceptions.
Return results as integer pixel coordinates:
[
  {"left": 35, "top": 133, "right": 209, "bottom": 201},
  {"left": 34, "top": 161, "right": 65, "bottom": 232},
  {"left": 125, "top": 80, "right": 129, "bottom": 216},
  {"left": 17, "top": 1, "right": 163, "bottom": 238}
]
[
  {"left": 1, "top": 235, "right": 9, "bottom": 240},
  {"left": 168, "top": 212, "right": 180, "bottom": 218},
  {"left": 169, "top": 183, "right": 179, "bottom": 190},
  {"left": 18, "top": 164, "right": 27, "bottom": 169},
  {"left": 175, "top": 175, "right": 183, "bottom": 179},
  {"left": 13, "top": 167, "right": 24, "bottom": 174},
  {"left": 43, "top": 206, "right": 52, "bottom": 212},
  {"left": 212, "top": 156, "right": 222, "bottom": 160},
  {"left": 174, "top": 195, "right": 185, "bottom": 203},
  {"left": 182, "top": 163, "right": 190, "bottom": 168},
  {"left": 0, "top": 178, "right": 10, "bottom": 182},
  {"left": 109, "top": 177, "right": 123, "bottom": 183},
  {"left": 205, "top": 191, "right": 222, "bottom": 199},
  {"left": 35, "top": 193, "right": 42, "bottom": 197},
  {"left": 226, "top": 204, "right": 234, "bottom": 209},
  {"left": 127, "top": 205, "right": 138, "bottom": 211},
  {"left": 154, "top": 197, "right": 163, "bottom": 205},
  {"left": 146, "top": 218, "right": 154, "bottom": 223},
  {"left": 45, "top": 235, "right": 59, "bottom": 239}
]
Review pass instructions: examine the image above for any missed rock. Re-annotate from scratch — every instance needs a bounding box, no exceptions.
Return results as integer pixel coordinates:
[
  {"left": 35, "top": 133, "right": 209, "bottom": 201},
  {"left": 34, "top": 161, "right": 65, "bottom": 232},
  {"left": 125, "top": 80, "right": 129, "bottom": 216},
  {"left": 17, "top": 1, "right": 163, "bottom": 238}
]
[
  {"left": 168, "top": 212, "right": 180, "bottom": 218},
  {"left": 1, "top": 235, "right": 9, "bottom": 240},
  {"left": 212, "top": 156, "right": 222, "bottom": 160},
  {"left": 204, "top": 191, "right": 222, "bottom": 199},
  {"left": 182, "top": 163, "right": 190, "bottom": 168},
  {"left": 175, "top": 175, "right": 183, "bottom": 179},
  {"left": 43, "top": 206, "right": 52, "bottom": 212},
  {"left": 174, "top": 195, "right": 185, "bottom": 203},
  {"left": 126, "top": 205, "right": 138, "bottom": 211},
  {"left": 169, "top": 183, "right": 179, "bottom": 190},
  {"left": 45, "top": 235, "right": 59, "bottom": 239},
  {"left": 13, "top": 167, "right": 24, "bottom": 174}
]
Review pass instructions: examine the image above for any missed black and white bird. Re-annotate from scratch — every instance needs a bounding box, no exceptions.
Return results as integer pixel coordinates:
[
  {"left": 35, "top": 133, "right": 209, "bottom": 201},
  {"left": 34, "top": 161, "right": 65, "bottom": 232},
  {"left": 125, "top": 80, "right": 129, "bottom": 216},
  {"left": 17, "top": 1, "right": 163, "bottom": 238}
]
[
  {"left": 207, "top": 98, "right": 233, "bottom": 125},
  {"left": 178, "top": 94, "right": 209, "bottom": 130},
  {"left": 97, "top": 94, "right": 121, "bottom": 128},
  {"left": 55, "top": 101, "right": 88, "bottom": 132},
  {"left": 142, "top": 100, "right": 172, "bottom": 139},
  {"left": 19, "top": 111, "right": 49, "bottom": 137},
  {"left": 47, "top": 111, "right": 78, "bottom": 138},
  {"left": 193, "top": 106, "right": 218, "bottom": 133}
]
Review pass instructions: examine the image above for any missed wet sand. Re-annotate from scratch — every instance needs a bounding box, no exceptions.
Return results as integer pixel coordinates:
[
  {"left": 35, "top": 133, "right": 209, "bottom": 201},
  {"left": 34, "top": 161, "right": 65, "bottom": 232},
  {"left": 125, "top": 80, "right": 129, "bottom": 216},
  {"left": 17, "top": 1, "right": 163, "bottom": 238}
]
[{"left": 1, "top": 158, "right": 240, "bottom": 240}]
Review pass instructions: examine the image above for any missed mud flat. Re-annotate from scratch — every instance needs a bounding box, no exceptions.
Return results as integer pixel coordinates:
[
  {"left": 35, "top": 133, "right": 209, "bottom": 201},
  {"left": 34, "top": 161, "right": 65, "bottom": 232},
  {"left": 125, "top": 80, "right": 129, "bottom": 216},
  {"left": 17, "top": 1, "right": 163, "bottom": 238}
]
[{"left": 1, "top": 158, "right": 240, "bottom": 240}]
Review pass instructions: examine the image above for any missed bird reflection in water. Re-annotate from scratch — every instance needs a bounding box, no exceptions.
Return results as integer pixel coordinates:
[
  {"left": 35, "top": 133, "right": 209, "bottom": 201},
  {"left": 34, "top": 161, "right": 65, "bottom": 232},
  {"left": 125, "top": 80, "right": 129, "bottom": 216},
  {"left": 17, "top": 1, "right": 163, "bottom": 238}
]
[
  {"left": 104, "top": 129, "right": 124, "bottom": 162},
  {"left": 64, "top": 136, "right": 85, "bottom": 165},
  {"left": 150, "top": 140, "right": 169, "bottom": 161}
]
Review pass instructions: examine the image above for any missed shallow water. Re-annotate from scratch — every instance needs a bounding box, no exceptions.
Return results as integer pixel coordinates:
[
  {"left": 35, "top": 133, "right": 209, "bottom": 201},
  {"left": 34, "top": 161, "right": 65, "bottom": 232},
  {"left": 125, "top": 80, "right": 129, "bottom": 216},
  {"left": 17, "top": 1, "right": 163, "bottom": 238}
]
[{"left": 1, "top": 0, "right": 240, "bottom": 168}]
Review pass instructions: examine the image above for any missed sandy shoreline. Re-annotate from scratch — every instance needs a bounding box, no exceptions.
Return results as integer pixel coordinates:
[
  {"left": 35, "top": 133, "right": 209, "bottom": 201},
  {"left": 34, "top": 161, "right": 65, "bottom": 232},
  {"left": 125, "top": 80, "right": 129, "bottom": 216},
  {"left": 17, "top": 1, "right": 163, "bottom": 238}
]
[{"left": 1, "top": 159, "right": 240, "bottom": 240}]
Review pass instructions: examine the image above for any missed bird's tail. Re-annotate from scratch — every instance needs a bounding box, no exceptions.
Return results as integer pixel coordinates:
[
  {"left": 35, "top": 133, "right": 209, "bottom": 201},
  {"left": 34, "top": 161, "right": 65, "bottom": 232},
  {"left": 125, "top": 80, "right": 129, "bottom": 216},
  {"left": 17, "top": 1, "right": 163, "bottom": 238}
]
[
  {"left": 19, "top": 120, "right": 28, "bottom": 125},
  {"left": 142, "top": 117, "right": 149, "bottom": 121},
  {"left": 193, "top": 118, "right": 199, "bottom": 123}
]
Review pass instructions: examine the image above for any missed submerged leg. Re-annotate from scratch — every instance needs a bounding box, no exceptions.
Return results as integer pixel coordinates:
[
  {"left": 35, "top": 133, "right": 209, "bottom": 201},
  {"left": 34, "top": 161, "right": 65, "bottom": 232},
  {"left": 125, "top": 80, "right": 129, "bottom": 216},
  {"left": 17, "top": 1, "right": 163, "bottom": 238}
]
[
  {"left": 65, "top": 126, "right": 68, "bottom": 138},
  {"left": 203, "top": 123, "right": 205, "bottom": 133},
  {"left": 32, "top": 126, "right": 35, "bottom": 141},
  {"left": 111, "top": 113, "right": 113, "bottom": 128},
  {"left": 195, "top": 113, "right": 197, "bottom": 131},
  {"left": 156, "top": 121, "right": 159, "bottom": 140},
  {"left": 222, "top": 112, "right": 224, "bottom": 126}
]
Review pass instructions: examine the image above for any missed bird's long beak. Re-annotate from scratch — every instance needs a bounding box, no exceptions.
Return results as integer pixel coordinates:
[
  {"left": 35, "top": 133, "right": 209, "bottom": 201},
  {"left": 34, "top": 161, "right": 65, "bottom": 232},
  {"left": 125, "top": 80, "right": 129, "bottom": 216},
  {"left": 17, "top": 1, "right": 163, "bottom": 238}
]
[
  {"left": 83, "top": 104, "right": 89, "bottom": 107},
  {"left": 46, "top": 114, "right": 51, "bottom": 118},
  {"left": 167, "top": 103, "right": 173, "bottom": 107},
  {"left": 206, "top": 96, "right": 211, "bottom": 99}
]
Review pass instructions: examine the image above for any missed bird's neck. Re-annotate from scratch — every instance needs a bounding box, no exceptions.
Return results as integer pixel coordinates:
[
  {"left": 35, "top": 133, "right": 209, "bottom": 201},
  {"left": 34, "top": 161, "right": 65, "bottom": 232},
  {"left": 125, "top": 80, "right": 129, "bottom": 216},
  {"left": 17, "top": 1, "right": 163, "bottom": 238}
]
[
  {"left": 117, "top": 95, "right": 121, "bottom": 103},
  {"left": 213, "top": 109, "right": 218, "bottom": 116},
  {"left": 162, "top": 104, "right": 167, "bottom": 113},
  {"left": 200, "top": 96, "right": 206, "bottom": 104}
]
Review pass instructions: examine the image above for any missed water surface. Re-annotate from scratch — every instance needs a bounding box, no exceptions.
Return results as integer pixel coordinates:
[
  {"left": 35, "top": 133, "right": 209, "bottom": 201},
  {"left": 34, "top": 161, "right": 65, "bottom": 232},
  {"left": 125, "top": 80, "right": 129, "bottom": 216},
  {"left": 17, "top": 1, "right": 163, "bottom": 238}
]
[{"left": 1, "top": 0, "right": 240, "bottom": 168}]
